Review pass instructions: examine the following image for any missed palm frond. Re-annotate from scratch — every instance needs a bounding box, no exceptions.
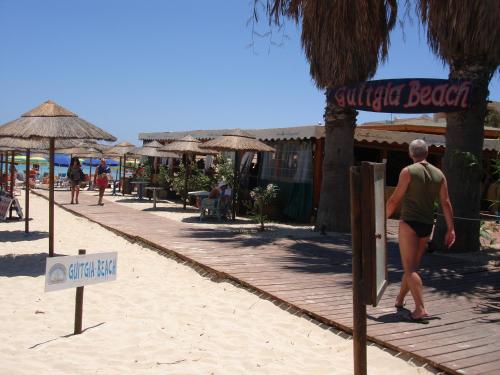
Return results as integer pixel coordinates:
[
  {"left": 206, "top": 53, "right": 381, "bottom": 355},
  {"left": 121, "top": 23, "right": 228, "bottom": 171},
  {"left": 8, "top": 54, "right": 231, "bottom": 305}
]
[
  {"left": 256, "top": 0, "right": 398, "bottom": 88},
  {"left": 417, "top": 0, "right": 500, "bottom": 68}
]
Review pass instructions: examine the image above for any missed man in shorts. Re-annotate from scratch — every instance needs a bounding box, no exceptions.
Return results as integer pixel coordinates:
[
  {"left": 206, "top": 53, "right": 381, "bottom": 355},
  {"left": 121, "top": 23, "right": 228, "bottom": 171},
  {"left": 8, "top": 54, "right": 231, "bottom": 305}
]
[{"left": 386, "top": 139, "right": 455, "bottom": 322}]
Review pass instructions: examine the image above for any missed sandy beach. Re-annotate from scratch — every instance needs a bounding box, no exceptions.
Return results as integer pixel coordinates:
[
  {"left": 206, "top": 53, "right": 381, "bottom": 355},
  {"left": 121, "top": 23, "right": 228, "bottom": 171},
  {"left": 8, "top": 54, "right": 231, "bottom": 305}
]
[{"left": 0, "top": 191, "right": 434, "bottom": 375}]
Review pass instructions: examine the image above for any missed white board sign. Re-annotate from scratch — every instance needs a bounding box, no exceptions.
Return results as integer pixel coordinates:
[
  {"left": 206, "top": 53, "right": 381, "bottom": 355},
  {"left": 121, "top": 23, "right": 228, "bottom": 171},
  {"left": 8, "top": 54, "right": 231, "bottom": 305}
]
[{"left": 45, "top": 252, "right": 117, "bottom": 292}]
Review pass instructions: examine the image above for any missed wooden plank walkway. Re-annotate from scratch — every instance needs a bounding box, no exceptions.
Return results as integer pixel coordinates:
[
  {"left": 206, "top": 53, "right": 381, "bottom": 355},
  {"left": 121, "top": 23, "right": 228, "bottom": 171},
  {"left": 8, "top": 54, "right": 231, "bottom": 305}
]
[{"left": 34, "top": 190, "right": 500, "bottom": 375}]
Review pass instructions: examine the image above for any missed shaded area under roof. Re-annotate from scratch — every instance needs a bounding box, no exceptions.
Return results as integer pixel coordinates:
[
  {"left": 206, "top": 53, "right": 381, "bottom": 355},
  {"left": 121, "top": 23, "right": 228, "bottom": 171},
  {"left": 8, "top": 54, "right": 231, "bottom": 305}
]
[{"left": 140, "top": 124, "right": 500, "bottom": 152}]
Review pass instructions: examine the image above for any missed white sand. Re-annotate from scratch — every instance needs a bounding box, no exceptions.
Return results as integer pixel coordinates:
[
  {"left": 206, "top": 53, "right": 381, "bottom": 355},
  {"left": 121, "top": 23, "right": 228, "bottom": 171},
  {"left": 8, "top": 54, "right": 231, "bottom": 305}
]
[{"left": 0, "top": 192, "right": 434, "bottom": 375}]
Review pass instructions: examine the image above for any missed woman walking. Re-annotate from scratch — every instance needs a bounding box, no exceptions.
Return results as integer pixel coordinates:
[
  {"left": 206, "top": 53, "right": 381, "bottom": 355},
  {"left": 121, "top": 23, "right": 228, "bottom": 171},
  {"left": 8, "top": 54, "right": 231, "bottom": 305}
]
[
  {"left": 94, "top": 158, "right": 110, "bottom": 206},
  {"left": 386, "top": 139, "right": 455, "bottom": 323},
  {"left": 67, "top": 157, "right": 84, "bottom": 204}
]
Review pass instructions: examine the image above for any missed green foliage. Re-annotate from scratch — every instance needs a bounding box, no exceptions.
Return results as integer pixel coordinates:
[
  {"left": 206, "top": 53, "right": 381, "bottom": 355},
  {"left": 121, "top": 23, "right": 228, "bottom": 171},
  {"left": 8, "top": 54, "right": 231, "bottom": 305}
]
[
  {"left": 485, "top": 110, "right": 500, "bottom": 128},
  {"left": 480, "top": 220, "right": 498, "bottom": 248},
  {"left": 453, "top": 151, "right": 479, "bottom": 168},
  {"left": 157, "top": 165, "right": 169, "bottom": 187},
  {"left": 246, "top": 184, "right": 279, "bottom": 231},
  {"left": 213, "top": 154, "right": 234, "bottom": 187},
  {"left": 169, "top": 163, "right": 213, "bottom": 197}
]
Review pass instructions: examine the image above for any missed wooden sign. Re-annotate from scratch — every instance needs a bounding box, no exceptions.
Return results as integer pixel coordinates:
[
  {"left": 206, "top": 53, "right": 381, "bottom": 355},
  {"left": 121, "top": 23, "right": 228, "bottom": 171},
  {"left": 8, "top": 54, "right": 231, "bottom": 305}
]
[
  {"left": 45, "top": 252, "right": 117, "bottom": 292},
  {"left": 350, "top": 162, "right": 388, "bottom": 375},
  {"left": 327, "top": 78, "right": 473, "bottom": 113},
  {"left": 360, "top": 162, "right": 388, "bottom": 307}
]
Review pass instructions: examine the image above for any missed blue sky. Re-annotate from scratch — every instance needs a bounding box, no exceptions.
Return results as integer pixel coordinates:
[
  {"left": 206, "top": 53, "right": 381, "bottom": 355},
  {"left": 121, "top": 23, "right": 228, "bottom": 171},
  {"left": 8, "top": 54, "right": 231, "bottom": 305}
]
[{"left": 0, "top": 0, "right": 498, "bottom": 144}]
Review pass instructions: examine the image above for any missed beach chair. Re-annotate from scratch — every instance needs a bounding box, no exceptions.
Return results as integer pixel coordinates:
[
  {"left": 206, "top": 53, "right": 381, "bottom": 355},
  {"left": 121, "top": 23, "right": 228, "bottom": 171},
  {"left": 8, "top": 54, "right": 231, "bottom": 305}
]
[{"left": 199, "top": 197, "right": 230, "bottom": 221}]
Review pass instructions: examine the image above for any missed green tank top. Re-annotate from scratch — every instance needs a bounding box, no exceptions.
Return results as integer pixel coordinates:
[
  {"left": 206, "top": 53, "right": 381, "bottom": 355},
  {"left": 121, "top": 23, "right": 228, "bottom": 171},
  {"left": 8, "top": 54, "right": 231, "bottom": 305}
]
[{"left": 400, "top": 162, "right": 443, "bottom": 225}]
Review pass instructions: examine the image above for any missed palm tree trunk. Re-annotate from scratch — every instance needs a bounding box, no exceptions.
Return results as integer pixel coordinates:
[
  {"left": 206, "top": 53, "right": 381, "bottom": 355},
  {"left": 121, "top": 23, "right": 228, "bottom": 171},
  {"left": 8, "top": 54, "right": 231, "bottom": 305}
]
[
  {"left": 316, "top": 95, "right": 357, "bottom": 233},
  {"left": 432, "top": 60, "right": 495, "bottom": 252}
]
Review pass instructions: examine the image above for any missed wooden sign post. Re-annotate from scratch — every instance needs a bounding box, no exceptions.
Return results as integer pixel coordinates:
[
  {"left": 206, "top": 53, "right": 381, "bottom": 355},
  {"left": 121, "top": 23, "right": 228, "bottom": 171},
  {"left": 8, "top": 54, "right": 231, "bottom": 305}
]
[
  {"left": 350, "top": 162, "right": 388, "bottom": 375},
  {"left": 45, "top": 250, "right": 117, "bottom": 335}
]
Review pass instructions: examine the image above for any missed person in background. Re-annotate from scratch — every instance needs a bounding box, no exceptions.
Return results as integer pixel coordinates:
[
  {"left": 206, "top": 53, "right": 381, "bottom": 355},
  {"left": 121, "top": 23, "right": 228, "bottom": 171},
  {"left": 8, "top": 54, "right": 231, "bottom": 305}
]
[
  {"left": 386, "top": 139, "right": 455, "bottom": 323},
  {"left": 67, "top": 157, "right": 84, "bottom": 204},
  {"left": 94, "top": 158, "right": 110, "bottom": 206}
]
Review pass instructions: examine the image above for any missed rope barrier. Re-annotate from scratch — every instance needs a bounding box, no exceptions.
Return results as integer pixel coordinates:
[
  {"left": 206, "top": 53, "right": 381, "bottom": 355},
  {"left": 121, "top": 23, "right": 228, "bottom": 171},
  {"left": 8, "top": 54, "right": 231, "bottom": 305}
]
[{"left": 435, "top": 212, "right": 500, "bottom": 222}]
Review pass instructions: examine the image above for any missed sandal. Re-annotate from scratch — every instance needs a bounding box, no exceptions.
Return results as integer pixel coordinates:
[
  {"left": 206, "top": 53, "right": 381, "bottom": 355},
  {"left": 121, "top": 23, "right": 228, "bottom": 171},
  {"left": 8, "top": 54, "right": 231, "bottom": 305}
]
[
  {"left": 406, "top": 312, "right": 429, "bottom": 324},
  {"left": 395, "top": 300, "right": 406, "bottom": 310}
]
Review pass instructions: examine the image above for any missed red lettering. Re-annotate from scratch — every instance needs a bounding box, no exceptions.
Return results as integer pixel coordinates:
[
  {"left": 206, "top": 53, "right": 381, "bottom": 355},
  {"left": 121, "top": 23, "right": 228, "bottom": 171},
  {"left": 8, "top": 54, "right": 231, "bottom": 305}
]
[
  {"left": 404, "top": 80, "right": 420, "bottom": 108},
  {"left": 445, "top": 85, "right": 458, "bottom": 106},
  {"left": 383, "top": 83, "right": 392, "bottom": 107},
  {"left": 456, "top": 82, "right": 471, "bottom": 108},
  {"left": 431, "top": 84, "right": 447, "bottom": 107},
  {"left": 420, "top": 85, "right": 432, "bottom": 105},
  {"left": 365, "top": 87, "right": 374, "bottom": 106},
  {"left": 372, "top": 86, "right": 385, "bottom": 111},
  {"left": 334, "top": 87, "right": 346, "bottom": 107},
  {"left": 389, "top": 84, "right": 404, "bottom": 106},
  {"left": 347, "top": 89, "right": 357, "bottom": 106},
  {"left": 357, "top": 85, "right": 365, "bottom": 107}
]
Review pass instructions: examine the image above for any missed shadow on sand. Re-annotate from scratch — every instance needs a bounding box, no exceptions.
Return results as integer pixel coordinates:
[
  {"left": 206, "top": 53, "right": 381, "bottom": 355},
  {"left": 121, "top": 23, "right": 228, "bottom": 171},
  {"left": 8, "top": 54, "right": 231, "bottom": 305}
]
[
  {"left": 0, "top": 230, "right": 48, "bottom": 242},
  {"left": 0, "top": 252, "right": 49, "bottom": 277}
]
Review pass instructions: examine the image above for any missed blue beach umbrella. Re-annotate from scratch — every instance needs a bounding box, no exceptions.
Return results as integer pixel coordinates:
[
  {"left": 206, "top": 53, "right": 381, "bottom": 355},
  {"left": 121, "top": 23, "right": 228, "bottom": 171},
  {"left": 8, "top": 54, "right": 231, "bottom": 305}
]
[
  {"left": 53, "top": 154, "right": 71, "bottom": 167},
  {"left": 82, "top": 158, "right": 119, "bottom": 167}
]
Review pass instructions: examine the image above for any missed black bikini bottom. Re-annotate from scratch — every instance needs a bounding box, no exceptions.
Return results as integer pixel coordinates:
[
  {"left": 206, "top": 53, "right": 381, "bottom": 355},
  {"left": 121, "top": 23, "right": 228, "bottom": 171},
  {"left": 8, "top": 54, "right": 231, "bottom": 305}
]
[{"left": 404, "top": 220, "right": 433, "bottom": 238}]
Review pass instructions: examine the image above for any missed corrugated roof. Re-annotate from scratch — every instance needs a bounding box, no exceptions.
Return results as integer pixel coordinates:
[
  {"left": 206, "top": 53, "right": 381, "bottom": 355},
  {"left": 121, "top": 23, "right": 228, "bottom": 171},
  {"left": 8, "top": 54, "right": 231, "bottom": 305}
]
[{"left": 139, "top": 124, "right": 500, "bottom": 152}]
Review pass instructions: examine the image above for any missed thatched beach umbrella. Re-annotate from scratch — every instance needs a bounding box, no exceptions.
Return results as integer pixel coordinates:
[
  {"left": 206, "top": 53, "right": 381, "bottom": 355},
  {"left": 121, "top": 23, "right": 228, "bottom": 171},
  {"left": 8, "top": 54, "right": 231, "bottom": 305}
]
[
  {"left": 104, "top": 141, "right": 135, "bottom": 194},
  {"left": 0, "top": 100, "right": 116, "bottom": 256},
  {"left": 200, "top": 129, "right": 274, "bottom": 220},
  {"left": 130, "top": 141, "right": 178, "bottom": 197},
  {"left": 160, "top": 135, "right": 217, "bottom": 209}
]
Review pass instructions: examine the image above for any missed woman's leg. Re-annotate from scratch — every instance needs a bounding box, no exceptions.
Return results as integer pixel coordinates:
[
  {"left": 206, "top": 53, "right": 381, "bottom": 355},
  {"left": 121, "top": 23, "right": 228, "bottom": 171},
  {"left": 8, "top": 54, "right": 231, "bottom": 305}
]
[
  {"left": 75, "top": 185, "right": 80, "bottom": 204},
  {"left": 70, "top": 185, "right": 75, "bottom": 203},
  {"left": 98, "top": 187, "right": 105, "bottom": 204},
  {"left": 398, "top": 221, "right": 428, "bottom": 319}
]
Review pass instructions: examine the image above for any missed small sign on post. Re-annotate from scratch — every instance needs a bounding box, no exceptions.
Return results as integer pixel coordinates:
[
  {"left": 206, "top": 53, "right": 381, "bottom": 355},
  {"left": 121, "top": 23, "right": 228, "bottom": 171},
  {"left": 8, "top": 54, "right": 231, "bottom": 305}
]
[
  {"left": 350, "top": 162, "right": 388, "bottom": 375},
  {"left": 45, "top": 251, "right": 117, "bottom": 334}
]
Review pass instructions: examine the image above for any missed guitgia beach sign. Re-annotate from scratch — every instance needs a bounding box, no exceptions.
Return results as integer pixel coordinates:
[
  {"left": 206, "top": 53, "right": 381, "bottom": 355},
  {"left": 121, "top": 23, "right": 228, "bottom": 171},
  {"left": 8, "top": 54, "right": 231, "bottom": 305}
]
[{"left": 327, "top": 78, "right": 473, "bottom": 113}]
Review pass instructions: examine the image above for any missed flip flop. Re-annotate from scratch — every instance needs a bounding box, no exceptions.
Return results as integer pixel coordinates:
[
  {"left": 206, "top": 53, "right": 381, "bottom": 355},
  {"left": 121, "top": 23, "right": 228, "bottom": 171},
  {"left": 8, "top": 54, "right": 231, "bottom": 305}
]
[
  {"left": 406, "top": 312, "right": 429, "bottom": 324},
  {"left": 395, "top": 301, "right": 406, "bottom": 310}
]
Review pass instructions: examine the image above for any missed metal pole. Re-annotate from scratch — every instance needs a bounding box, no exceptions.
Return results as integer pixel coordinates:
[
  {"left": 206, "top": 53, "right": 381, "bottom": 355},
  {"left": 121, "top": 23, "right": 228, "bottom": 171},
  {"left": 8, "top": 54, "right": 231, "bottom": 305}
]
[
  {"left": 74, "top": 249, "right": 86, "bottom": 334},
  {"left": 9, "top": 151, "right": 15, "bottom": 196},
  {"left": 122, "top": 155, "right": 126, "bottom": 195},
  {"left": 9, "top": 151, "right": 15, "bottom": 219},
  {"left": 351, "top": 166, "right": 367, "bottom": 375},
  {"left": 49, "top": 139, "right": 55, "bottom": 257},
  {"left": 232, "top": 151, "right": 240, "bottom": 221},
  {"left": 183, "top": 153, "right": 187, "bottom": 209},
  {"left": 0, "top": 152, "right": 4, "bottom": 191},
  {"left": 25, "top": 149, "right": 30, "bottom": 233},
  {"left": 88, "top": 158, "right": 93, "bottom": 190}
]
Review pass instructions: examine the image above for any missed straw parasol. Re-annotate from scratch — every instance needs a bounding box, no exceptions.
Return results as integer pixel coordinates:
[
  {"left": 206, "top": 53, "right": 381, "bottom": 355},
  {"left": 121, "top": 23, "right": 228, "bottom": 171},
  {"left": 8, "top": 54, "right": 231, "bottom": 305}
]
[
  {"left": 129, "top": 141, "right": 178, "bottom": 197},
  {"left": 0, "top": 100, "right": 116, "bottom": 256},
  {"left": 160, "top": 135, "right": 217, "bottom": 209},
  {"left": 200, "top": 129, "right": 274, "bottom": 220},
  {"left": 104, "top": 141, "right": 136, "bottom": 195},
  {"left": 131, "top": 140, "right": 178, "bottom": 158}
]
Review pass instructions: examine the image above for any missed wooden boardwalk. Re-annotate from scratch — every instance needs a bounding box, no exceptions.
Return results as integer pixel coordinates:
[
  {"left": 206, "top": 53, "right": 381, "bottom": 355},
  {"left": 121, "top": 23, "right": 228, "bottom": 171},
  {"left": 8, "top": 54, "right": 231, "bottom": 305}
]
[{"left": 34, "top": 190, "right": 500, "bottom": 375}]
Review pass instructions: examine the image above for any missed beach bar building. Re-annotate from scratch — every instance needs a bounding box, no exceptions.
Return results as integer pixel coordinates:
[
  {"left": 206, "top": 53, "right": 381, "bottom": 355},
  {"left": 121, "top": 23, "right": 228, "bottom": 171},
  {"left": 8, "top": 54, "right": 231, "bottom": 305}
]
[{"left": 139, "top": 115, "right": 500, "bottom": 222}]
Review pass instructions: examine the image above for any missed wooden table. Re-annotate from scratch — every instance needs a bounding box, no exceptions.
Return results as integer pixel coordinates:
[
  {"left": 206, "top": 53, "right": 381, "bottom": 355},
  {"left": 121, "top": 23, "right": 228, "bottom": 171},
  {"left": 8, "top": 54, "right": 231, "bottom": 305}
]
[
  {"left": 145, "top": 186, "right": 164, "bottom": 209},
  {"left": 130, "top": 181, "right": 149, "bottom": 200}
]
